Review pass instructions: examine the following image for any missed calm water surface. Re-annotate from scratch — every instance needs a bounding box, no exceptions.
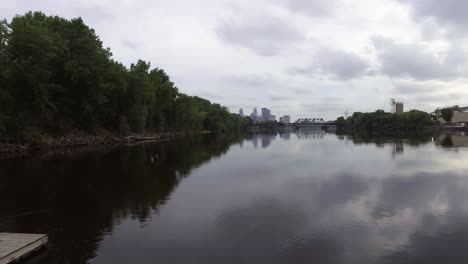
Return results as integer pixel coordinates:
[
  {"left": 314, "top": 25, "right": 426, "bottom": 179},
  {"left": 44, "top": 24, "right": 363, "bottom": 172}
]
[{"left": 1, "top": 131, "right": 468, "bottom": 264}]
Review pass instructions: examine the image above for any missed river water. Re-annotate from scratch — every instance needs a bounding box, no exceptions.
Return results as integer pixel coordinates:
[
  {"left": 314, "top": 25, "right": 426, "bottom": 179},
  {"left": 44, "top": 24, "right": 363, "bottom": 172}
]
[{"left": 1, "top": 131, "right": 468, "bottom": 264}]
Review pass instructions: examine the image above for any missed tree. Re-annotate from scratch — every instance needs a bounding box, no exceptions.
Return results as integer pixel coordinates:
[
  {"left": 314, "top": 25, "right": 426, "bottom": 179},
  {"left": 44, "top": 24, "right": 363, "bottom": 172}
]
[
  {"left": 336, "top": 116, "right": 345, "bottom": 126},
  {"left": 0, "top": 19, "right": 12, "bottom": 136},
  {"left": 440, "top": 108, "right": 454, "bottom": 123}
]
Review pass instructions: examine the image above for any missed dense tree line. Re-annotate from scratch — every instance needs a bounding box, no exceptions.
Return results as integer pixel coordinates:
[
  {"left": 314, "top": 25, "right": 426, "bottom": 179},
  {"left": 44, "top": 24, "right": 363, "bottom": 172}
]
[
  {"left": 336, "top": 110, "right": 432, "bottom": 134},
  {"left": 0, "top": 12, "right": 250, "bottom": 142}
]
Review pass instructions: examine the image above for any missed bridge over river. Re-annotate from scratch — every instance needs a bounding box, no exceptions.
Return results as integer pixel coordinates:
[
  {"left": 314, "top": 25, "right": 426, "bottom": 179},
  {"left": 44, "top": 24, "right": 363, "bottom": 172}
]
[{"left": 252, "top": 122, "right": 338, "bottom": 131}]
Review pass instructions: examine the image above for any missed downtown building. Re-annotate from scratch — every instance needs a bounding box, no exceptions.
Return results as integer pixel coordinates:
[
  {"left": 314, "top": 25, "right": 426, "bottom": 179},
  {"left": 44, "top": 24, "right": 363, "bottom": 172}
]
[
  {"left": 261, "top": 108, "right": 276, "bottom": 121},
  {"left": 279, "top": 115, "right": 291, "bottom": 124}
]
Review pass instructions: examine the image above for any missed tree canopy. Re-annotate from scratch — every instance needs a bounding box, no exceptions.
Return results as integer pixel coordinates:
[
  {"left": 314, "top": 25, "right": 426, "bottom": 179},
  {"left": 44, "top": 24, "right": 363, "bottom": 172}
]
[
  {"left": 336, "top": 109, "right": 432, "bottom": 134},
  {"left": 0, "top": 12, "right": 249, "bottom": 142},
  {"left": 440, "top": 108, "right": 454, "bottom": 123}
]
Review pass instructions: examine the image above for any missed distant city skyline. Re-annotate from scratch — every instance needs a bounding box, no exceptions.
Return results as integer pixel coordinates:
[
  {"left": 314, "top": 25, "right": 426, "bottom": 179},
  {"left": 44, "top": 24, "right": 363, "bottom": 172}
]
[
  {"left": 248, "top": 107, "right": 278, "bottom": 123},
  {"left": 239, "top": 99, "right": 409, "bottom": 121}
]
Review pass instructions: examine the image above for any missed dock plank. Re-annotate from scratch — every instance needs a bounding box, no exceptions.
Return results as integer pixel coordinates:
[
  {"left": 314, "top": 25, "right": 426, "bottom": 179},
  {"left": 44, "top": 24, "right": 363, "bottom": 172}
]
[{"left": 0, "top": 233, "right": 48, "bottom": 264}]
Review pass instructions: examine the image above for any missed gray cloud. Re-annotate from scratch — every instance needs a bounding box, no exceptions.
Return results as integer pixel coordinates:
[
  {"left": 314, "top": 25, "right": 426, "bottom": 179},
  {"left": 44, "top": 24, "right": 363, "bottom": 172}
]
[
  {"left": 301, "top": 102, "right": 344, "bottom": 113},
  {"left": 390, "top": 82, "right": 468, "bottom": 111},
  {"left": 216, "top": 14, "right": 304, "bottom": 56},
  {"left": 122, "top": 40, "right": 138, "bottom": 50},
  {"left": 290, "top": 48, "right": 370, "bottom": 80},
  {"left": 277, "top": 0, "right": 337, "bottom": 17},
  {"left": 393, "top": 82, "right": 439, "bottom": 95},
  {"left": 372, "top": 36, "right": 466, "bottom": 80},
  {"left": 6, "top": 0, "right": 115, "bottom": 24},
  {"left": 321, "top": 96, "right": 344, "bottom": 102},
  {"left": 269, "top": 95, "right": 296, "bottom": 101},
  {"left": 397, "top": 0, "right": 468, "bottom": 29},
  {"left": 224, "top": 73, "right": 273, "bottom": 87},
  {"left": 293, "top": 88, "right": 312, "bottom": 94},
  {"left": 411, "top": 93, "right": 463, "bottom": 104}
]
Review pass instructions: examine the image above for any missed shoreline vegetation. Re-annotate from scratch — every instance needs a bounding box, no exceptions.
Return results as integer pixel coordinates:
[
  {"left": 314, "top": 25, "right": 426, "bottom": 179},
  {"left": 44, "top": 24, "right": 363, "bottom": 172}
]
[
  {"left": 335, "top": 110, "right": 433, "bottom": 135},
  {"left": 0, "top": 130, "right": 211, "bottom": 155},
  {"left": 0, "top": 12, "right": 252, "bottom": 152}
]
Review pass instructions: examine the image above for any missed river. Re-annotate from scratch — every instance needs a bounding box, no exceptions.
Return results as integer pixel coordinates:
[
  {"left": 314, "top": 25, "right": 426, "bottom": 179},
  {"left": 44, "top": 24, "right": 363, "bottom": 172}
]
[{"left": 1, "top": 131, "right": 468, "bottom": 264}]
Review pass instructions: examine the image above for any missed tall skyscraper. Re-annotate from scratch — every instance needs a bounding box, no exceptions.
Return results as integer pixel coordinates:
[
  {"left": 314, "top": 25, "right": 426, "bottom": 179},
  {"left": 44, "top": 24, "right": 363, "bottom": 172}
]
[
  {"left": 261, "top": 108, "right": 271, "bottom": 121},
  {"left": 239, "top": 108, "right": 244, "bottom": 117},
  {"left": 250, "top": 108, "right": 258, "bottom": 123}
]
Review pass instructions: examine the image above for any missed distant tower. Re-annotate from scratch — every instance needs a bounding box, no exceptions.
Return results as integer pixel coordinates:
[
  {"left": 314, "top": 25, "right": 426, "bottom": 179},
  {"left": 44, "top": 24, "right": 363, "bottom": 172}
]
[
  {"left": 239, "top": 108, "right": 244, "bottom": 117},
  {"left": 344, "top": 110, "right": 349, "bottom": 118},
  {"left": 396, "top": 103, "right": 404, "bottom": 113},
  {"left": 390, "top": 99, "right": 404, "bottom": 113}
]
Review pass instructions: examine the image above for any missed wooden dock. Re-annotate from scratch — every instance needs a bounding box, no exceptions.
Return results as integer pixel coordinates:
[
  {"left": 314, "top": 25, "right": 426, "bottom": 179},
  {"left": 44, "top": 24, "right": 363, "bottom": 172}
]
[{"left": 0, "top": 233, "right": 48, "bottom": 264}]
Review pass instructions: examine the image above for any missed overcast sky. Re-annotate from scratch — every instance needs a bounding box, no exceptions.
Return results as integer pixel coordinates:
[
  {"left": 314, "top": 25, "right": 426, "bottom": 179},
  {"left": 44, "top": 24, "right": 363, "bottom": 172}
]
[{"left": 2, "top": 0, "right": 468, "bottom": 120}]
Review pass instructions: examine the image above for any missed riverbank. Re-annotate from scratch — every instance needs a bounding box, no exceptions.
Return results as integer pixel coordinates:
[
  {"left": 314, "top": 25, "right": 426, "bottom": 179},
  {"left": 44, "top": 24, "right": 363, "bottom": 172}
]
[
  {"left": 425, "top": 126, "right": 468, "bottom": 132},
  {"left": 0, "top": 130, "right": 211, "bottom": 155}
]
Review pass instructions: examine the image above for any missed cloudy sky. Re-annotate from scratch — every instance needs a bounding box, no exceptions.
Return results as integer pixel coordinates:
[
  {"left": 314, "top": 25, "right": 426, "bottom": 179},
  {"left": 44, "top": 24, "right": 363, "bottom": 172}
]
[{"left": 2, "top": 0, "right": 468, "bottom": 120}]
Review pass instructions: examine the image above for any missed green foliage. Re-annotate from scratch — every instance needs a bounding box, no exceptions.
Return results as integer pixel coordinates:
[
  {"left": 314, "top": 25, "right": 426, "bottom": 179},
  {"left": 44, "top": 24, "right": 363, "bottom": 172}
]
[
  {"left": 337, "top": 109, "right": 432, "bottom": 135},
  {"left": 0, "top": 12, "right": 249, "bottom": 142},
  {"left": 336, "top": 116, "right": 346, "bottom": 125},
  {"left": 440, "top": 108, "right": 454, "bottom": 123}
]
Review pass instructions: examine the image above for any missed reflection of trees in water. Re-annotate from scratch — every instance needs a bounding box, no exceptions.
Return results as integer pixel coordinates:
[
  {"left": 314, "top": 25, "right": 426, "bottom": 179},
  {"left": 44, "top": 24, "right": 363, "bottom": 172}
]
[
  {"left": 435, "top": 133, "right": 468, "bottom": 148},
  {"left": 343, "top": 132, "right": 468, "bottom": 150},
  {"left": 350, "top": 134, "right": 432, "bottom": 147},
  {"left": 349, "top": 134, "right": 432, "bottom": 159},
  {"left": 336, "top": 134, "right": 436, "bottom": 159},
  {"left": 0, "top": 133, "right": 246, "bottom": 264},
  {"left": 439, "top": 135, "right": 454, "bottom": 147}
]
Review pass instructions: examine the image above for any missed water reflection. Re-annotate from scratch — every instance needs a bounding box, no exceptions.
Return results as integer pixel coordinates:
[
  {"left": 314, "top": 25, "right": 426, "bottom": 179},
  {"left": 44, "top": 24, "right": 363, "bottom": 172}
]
[
  {"left": 2, "top": 131, "right": 468, "bottom": 263},
  {"left": 261, "top": 134, "right": 277, "bottom": 148},
  {"left": 295, "top": 130, "right": 325, "bottom": 139},
  {"left": 0, "top": 134, "right": 247, "bottom": 264},
  {"left": 392, "top": 142, "right": 404, "bottom": 158}
]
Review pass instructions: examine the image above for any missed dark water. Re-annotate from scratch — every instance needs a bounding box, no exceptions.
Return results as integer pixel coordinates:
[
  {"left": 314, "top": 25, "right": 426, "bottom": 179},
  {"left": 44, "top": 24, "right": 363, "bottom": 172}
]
[{"left": 1, "top": 131, "right": 468, "bottom": 264}]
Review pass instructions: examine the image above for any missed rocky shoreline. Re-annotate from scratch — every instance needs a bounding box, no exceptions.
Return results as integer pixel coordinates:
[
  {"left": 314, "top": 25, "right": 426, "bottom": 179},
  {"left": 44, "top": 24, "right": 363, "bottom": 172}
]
[{"left": 0, "top": 131, "right": 210, "bottom": 155}]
